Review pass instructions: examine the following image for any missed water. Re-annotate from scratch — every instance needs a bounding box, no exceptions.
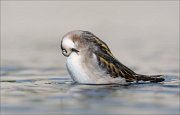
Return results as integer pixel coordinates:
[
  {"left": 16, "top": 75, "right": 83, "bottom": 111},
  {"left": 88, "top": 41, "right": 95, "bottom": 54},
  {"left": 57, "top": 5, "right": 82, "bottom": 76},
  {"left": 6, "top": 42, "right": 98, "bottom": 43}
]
[
  {"left": 1, "top": 1, "right": 179, "bottom": 115},
  {"left": 1, "top": 71, "right": 179, "bottom": 114}
]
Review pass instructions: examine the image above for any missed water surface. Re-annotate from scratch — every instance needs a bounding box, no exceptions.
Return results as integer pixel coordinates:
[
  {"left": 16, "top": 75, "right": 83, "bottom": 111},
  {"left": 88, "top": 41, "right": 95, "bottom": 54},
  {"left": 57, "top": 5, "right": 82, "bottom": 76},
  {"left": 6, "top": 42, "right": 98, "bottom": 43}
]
[{"left": 1, "top": 69, "right": 179, "bottom": 114}]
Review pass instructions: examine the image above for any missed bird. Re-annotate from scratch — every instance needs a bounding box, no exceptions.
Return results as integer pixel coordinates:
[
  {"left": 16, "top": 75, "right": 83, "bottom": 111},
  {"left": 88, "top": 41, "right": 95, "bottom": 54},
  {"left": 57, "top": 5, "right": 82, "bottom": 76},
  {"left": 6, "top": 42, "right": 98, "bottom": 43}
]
[{"left": 61, "top": 30, "right": 165, "bottom": 84}]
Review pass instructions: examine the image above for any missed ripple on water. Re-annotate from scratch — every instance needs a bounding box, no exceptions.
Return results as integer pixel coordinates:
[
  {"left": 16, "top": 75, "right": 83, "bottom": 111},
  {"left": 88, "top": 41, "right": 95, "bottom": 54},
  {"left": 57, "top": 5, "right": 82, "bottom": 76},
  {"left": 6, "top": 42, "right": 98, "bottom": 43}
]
[{"left": 1, "top": 66, "right": 179, "bottom": 114}]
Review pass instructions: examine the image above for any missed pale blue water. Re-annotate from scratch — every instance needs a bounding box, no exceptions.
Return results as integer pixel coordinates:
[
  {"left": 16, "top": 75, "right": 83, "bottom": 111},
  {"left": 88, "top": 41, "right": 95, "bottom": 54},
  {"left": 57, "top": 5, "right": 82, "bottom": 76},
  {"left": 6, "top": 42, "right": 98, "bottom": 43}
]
[{"left": 1, "top": 65, "right": 179, "bottom": 114}]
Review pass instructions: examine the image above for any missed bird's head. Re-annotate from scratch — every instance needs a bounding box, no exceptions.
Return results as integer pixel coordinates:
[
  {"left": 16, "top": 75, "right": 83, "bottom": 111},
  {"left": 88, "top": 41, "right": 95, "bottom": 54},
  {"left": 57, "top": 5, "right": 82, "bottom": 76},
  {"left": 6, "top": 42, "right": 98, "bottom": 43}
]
[
  {"left": 61, "top": 30, "right": 107, "bottom": 57},
  {"left": 61, "top": 30, "right": 83, "bottom": 57}
]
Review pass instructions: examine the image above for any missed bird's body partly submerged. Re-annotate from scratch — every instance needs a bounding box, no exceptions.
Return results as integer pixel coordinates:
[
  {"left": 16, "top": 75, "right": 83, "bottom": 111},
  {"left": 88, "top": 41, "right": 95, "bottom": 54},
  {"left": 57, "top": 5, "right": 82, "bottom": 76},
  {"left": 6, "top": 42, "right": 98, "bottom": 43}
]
[{"left": 61, "top": 30, "right": 165, "bottom": 84}]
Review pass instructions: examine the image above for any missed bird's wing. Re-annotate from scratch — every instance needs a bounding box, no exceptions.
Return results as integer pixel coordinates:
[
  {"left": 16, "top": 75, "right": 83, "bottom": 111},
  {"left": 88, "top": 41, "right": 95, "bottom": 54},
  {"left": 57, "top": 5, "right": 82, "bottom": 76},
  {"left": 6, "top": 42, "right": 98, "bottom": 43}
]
[
  {"left": 90, "top": 37, "right": 138, "bottom": 82},
  {"left": 82, "top": 31, "right": 164, "bottom": 83}
]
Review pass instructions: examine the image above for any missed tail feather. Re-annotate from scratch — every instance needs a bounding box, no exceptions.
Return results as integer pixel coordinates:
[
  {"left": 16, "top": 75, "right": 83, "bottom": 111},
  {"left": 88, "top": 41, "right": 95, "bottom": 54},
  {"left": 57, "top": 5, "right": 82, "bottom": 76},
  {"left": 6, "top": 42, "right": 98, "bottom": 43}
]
[{"left": 135, "top": 74, "right": 165, "bottom": 83}]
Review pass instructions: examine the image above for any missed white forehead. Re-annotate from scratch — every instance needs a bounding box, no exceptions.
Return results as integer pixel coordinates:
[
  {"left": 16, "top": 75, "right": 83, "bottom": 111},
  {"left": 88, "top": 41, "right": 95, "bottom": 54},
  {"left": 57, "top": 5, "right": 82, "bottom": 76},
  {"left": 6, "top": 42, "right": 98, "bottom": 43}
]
[{"left": 62, "top": 36, "right": 75, "bottom": 48}]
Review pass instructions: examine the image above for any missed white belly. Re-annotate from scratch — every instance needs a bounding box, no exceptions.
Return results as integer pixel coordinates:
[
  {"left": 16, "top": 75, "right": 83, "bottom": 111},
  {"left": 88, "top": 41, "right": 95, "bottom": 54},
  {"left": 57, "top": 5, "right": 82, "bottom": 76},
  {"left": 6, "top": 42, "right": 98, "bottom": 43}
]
[
  {"left": 66, "top": 53, "right": 93, "bottom": 84},
  {"left": 66, "top": 52, "right": 126, "bottom": 84}
]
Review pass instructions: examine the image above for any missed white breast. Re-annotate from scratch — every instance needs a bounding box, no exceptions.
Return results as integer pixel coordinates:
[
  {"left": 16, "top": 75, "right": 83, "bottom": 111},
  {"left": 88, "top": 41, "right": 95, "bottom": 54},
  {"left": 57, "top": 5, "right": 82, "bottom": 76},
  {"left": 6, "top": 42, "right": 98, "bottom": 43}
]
[
  {"left": 66, "top": 52, "right": 126, "bottom": 84},
  {"left": 66, "top": 52, "right": 94, "bottom": 84}
]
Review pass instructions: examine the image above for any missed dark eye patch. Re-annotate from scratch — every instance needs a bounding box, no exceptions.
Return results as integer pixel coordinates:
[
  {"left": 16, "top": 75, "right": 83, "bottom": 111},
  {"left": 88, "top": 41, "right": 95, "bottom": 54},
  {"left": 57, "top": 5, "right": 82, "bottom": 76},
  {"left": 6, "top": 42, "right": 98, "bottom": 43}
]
[{"left": 71, "top": 48, "right": 79, "bottom": 53}]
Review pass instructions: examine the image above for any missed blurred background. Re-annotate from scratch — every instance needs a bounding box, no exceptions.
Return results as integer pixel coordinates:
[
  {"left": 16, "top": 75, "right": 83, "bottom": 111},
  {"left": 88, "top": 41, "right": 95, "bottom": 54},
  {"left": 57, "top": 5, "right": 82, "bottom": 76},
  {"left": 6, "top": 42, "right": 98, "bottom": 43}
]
[
  {"left": 1, "top": 1, "right": 179, "bottom": 74},
  {"left": 1, "top": 1, "right": 179, "bottom": 114}
]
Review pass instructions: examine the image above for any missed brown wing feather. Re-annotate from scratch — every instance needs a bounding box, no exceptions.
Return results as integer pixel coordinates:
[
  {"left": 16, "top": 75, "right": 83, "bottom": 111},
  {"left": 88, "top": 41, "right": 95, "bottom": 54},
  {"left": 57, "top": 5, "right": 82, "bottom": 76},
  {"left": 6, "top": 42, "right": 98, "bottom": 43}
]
[
  {"left": 95, "top": 50, "right": 138, "bottom": 82},
  {"left": 82, "top": 31, "right": 164, "bottom": 83},
  {"left": 93, "top": 46, "right": 165, "bottom": 82},
  {"left": 88, "top": 36, "right": 138, "bottom": 82}
]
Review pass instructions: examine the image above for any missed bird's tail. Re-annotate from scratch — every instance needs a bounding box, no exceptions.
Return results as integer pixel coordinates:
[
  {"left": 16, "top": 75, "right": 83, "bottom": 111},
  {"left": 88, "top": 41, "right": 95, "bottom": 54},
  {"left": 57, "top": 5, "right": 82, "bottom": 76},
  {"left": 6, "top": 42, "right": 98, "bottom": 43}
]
[{"left": 135, "top": 74, "right": 165, "bottom": 83}]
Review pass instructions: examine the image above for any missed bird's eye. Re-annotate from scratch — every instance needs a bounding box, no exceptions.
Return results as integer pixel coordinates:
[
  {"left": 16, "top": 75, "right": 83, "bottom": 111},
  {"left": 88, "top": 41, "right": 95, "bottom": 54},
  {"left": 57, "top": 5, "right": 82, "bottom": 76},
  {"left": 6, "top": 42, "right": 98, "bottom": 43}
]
[{"left": 62, "top": 49, "right": 67, "bottom": 53}]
